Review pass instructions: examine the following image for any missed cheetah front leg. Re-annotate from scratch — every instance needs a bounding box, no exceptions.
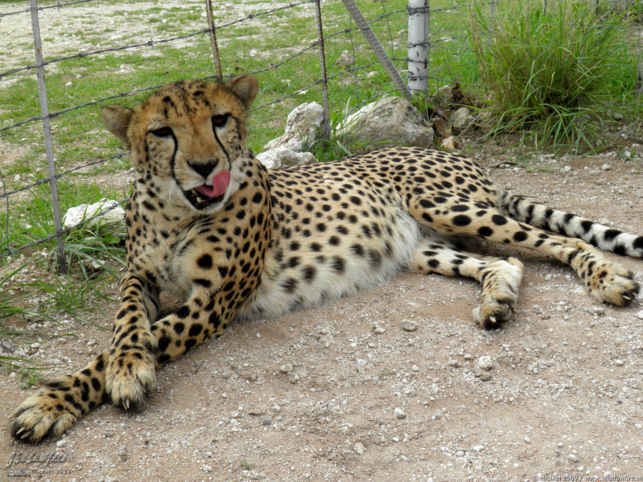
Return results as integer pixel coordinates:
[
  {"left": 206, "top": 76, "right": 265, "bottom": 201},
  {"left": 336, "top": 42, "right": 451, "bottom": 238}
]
[
  {"left": 106, "top": 274, "right": 160, "bottom": 410},
  {"left": 11, "top": 354, "right": 109, "bottom": 442},
  {"left": 409, "top": 239, "right": 524, "bottom": 328},
  {"left": 10, "top": 287, "right": 232, "bottom": 442},
  {"left": 108, "top": 278, "right": 238, "bottom": 409}
]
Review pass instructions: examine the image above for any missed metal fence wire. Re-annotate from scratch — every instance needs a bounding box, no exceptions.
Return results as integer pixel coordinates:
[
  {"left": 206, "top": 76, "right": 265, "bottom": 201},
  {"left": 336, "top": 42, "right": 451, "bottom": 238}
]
[{"left": 0, "top": 0, "right": 639, "bottom": 272}]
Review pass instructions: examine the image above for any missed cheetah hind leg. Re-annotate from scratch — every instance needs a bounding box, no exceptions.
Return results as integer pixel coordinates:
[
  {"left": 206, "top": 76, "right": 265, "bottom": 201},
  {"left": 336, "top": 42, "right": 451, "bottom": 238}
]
[{"left": 408, "top": 239, "right": 524, "bottom": 328}]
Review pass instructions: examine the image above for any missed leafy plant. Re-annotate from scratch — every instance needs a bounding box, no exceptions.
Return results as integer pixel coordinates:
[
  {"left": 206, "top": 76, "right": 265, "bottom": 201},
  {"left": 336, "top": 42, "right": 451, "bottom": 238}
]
[
  {"left": 61, "top": 209, "right": 126, "bottom": 280},
  {"left": 469, "top": 0, "right": 639, "bottom": 152}
]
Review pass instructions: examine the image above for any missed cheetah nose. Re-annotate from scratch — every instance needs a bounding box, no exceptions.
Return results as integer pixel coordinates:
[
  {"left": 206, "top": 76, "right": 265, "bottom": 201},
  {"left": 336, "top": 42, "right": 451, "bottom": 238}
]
[{"left": 188, "top": 160, "right": 218, "bottom": 179}]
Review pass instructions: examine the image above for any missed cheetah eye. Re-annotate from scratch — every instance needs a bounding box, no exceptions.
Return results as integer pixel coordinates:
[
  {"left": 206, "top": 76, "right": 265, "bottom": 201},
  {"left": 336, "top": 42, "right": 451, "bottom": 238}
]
[
  {"left": 149, "top": 127, "right": 174, "bottom": 138},
  {"left": 211, "top": 114, "right": 230, "bottom": 128}
]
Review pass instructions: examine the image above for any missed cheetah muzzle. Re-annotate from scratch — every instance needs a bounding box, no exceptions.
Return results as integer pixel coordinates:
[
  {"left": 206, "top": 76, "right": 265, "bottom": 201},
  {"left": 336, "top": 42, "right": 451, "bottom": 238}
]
[
  {"left": 9, "top": 74, "right": 641, "bottom": 442},
  {"left": 183, "top": 170, "right": 231, "bottom": 209}
]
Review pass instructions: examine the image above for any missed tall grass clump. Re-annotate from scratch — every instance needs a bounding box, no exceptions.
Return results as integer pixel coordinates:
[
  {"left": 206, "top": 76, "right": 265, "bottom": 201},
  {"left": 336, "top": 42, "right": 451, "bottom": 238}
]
[{"left": 469, "top": 0, "right": 639, "bottom": 152}]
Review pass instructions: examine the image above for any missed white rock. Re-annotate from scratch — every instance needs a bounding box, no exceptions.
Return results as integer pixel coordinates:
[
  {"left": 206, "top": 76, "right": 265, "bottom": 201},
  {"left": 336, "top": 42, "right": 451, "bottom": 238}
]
[
  {"left": 63, "top": 198, "right": 125, "bottom": 235},
  {"left": 353, "top": 442, "right": 365, "bottom": 455},
  {"left": 337, "top": 96, "right": 434, "bottom": 148},
  {"left": 264, "top": 102, "right": 324, "bottom": 152},
  {"left": 475, "top": 356, "right": 493, "bottom": 371},
  {"left": 394, "top": 407, "right": 407, "bottom": 419},
  {"left": 335, "top": 49, "right": 353, "bottom": 67},
  {"left": 400, "top": 320, "right": 418, "bottom": 332},
  {"left": 256, "top": 147, "right": 317, "bottom": 170},
  {"left": 450, "top": 106, "right": 472, "bottom": 131}
]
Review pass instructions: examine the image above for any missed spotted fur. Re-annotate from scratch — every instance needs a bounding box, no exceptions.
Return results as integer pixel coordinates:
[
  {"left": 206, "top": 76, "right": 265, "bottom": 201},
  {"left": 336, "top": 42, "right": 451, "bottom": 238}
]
[{"left": 10, "top": 75, "right": 641, "bottom": 442}]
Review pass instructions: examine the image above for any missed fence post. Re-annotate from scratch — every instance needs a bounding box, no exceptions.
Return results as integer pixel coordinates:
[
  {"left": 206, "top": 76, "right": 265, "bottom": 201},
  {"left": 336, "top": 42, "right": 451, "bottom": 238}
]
[
  {"left": 407, "top": 0, "right": 429, "bottom": 95},
  {"left": 314, "top": 0, "right": 331, "bottom": 138},
  {"left": 204, "top": 0, "right": 223, "bottom": 82},
  {"left": 29, "top": 0, "right": 67, "bottom": 273},
  {"left": 341, "top": 0, "right": 412, "bottom": 99}
]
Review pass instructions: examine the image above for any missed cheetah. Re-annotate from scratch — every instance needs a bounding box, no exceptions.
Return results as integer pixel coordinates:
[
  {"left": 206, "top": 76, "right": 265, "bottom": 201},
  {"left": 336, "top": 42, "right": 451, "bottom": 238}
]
[{"left": 10, "top": 75, "right": 641, "bottom": 442}]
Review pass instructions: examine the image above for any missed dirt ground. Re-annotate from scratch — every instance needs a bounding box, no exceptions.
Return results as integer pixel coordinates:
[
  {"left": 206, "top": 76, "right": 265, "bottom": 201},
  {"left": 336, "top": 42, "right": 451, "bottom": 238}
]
[{"left": 0, "top": 149, "right": 641, "bottom": 481}]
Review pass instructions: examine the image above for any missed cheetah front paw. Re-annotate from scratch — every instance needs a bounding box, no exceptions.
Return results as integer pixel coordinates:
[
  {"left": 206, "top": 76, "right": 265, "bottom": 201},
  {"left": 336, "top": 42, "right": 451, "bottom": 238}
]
[
  {"left": 106, "top": 346, "right": 157, "bottom": 410},
  {"left": 11, "top": 379, "right": 83, "bottom": 442},
  {"left": 473, "top": 258, "right": 523, "bottom": 329}
]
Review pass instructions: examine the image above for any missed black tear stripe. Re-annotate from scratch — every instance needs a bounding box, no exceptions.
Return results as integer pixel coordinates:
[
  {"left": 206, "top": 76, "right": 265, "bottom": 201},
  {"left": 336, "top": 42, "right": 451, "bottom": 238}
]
[
  {"left": 165, "top": 130, "right": 179, "bottom": 186},
  {"left": 212, "top": 118, "right": 232, "bottom": 165}
]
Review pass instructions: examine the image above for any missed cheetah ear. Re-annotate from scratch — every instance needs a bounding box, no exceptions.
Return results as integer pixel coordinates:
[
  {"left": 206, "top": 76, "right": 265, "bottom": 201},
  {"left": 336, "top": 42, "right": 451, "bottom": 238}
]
[
  {"left": 226, "top": 75, "right": 258, "bottom": 108},
  {"left": 101, "top": 105, "right": 133, "bottom": 149}
]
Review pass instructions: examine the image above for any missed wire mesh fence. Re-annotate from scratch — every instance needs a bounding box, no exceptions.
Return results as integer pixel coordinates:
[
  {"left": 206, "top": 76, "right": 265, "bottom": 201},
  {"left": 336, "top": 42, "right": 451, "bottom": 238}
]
[{"left": 0, "top": 0, "right": 640, "bottom": 271}]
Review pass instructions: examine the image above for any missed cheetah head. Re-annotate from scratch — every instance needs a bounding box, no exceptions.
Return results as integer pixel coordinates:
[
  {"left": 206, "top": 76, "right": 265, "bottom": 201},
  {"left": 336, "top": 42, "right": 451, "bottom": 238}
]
[{"left": 101, "top": 75, "right": 258, "bottom": 214}]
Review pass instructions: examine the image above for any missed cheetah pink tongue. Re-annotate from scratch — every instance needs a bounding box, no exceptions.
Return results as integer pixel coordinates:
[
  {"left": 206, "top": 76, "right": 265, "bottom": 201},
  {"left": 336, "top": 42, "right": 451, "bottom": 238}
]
[{"left": 194, "top": 170, "right": 230, "bottom": 198}]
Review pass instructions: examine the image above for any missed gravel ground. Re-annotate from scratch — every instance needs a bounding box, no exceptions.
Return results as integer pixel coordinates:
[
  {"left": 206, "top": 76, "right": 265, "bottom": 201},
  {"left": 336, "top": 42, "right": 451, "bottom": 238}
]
[{"left": 1, "top": 151, "right": 642, "bottom": 481}]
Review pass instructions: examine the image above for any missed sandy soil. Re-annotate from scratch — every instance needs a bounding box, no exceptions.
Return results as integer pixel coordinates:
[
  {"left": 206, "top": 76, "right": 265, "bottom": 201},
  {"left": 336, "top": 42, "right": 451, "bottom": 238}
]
[{"left": 1, "top": 150, "right": 641, "bottom": 481}]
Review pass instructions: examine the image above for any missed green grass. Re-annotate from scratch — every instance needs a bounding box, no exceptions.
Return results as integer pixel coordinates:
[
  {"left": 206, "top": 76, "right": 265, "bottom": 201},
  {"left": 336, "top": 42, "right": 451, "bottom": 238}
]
[
  {"left": 0, "top": 356, "right": 45, "bottom": 388},
  {"left": 27, "top": 274, "right": 114, "bottom": 328},
  {"left": 0, "top": 180, "right": 124, "bottom": 255},
  {"left": 468, "top": 0, "right": 640, "bottom": 152},
  {"left": 0, "top": 261, "right": 50, "bottom": 386}
]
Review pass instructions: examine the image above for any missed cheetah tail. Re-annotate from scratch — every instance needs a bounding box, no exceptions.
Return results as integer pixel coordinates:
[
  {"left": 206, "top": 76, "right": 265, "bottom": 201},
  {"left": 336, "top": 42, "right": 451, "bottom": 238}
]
[{"left": 498, "top": 191, "right": 643, "bottom": 258}]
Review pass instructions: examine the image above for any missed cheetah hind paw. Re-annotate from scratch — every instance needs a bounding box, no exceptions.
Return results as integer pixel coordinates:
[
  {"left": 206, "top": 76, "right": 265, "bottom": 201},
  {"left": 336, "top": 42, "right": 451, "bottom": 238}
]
[
  {"left": 472, "top": 258, "right": 524, "bottom": 329},
  {"left": 585, "top": 260, "right": 639, "bottom": 307}
]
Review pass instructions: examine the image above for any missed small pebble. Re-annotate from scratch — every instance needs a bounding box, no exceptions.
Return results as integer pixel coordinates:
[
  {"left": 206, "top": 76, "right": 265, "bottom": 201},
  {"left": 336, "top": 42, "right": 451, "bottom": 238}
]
[
  {"left": 354, "top": 442, "right": 365, "bottom": 455},
  {"left": 600, "top": 163, "right": 612, "bottom": 171},
  {"left": 475, "top": 356, "right": 493, "bottom": 371},
  {"left": 202, "top": 464, "right": 213, "bottom": 472},
  {"left": 475, "top": 371, "right": 492, "bottom": 381},
  {"left": 394, "top": 407, "right": 407, "bottom": 419},
  {"left": 447, "top": 359, "right": 460, "bottom": 368},
  {"left": 568, "top": 453, "right": 579, "bottom": 463},
  {"left": 118, "top": 446, "right": 128, "bottom": 462},
  {"left": 472, "top": 445, "right": 484, "bottom": 452},
  {"left": 613, "top": 360, "right": 624, "bottom": 366},
  {"left": 261, "top": 416, "right": 272, "bottom": 426},
  {"left": 400, "top": 320, "right": 418, "bottom": 332},
  {"left": 279, "top": 363, "right": 293, "bottom": 374},
  {"left": 373, "top": 325, "right": 386, "bottom": 334}
]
